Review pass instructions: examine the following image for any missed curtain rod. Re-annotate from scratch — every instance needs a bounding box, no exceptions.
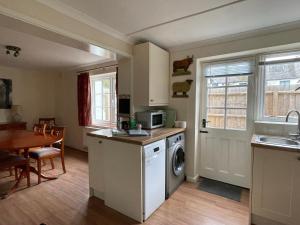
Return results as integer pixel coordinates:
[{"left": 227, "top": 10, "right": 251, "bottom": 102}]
[{"left": 77, "top": 64, "right": 118, "bottom": 74}]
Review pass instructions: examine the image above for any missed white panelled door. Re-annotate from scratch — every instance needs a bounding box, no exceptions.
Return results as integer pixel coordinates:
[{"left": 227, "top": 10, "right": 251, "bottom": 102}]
[{"left": 199, "top": 59, "right": 255, "bottom": 188}]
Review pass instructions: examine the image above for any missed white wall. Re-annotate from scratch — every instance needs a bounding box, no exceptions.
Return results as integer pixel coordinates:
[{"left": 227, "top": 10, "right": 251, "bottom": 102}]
[
  {"left": 170, "top": 27, "right": 300, "bottom": 180},
  {"left": 0, "top": 65, "right": 58, "bottom": 129}
]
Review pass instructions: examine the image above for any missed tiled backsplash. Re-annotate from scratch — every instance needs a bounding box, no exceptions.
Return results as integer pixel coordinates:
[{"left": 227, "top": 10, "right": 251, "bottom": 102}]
[{"left": 254, "top": 121, "right": 298, "bottom": 137}]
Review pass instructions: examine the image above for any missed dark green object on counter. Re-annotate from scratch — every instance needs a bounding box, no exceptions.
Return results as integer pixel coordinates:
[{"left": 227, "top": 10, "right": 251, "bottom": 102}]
[{"left": 130, "top": 118, "right": 137, "bottom": 129}]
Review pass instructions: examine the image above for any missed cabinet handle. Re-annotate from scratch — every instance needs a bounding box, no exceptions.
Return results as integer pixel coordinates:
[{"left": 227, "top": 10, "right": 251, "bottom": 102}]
[{"left": 98, "top": 140, "right": 102, "bottom": 144}]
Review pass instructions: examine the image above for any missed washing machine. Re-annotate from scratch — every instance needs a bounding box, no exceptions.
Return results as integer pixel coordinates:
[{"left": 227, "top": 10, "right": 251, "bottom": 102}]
[{"left": 166, "top": 132, "right": 185, "bottom": 199}]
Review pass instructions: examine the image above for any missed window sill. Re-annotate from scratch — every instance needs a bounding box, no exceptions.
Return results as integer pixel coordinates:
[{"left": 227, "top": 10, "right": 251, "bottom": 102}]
[
  {"left": 85, "top": 125, "right": 116, "bottom": 130},
  {"left": 254, "top": 120, "right": 297, "bottom": 126}
]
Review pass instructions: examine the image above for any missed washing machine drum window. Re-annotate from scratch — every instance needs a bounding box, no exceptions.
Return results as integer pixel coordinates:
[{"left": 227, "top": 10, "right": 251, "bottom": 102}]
[{"left": 172, "top": 145, "right": 185, "bottom": 176}]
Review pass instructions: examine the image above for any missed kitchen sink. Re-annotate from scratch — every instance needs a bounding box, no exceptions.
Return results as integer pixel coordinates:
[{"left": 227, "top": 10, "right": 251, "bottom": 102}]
[{"left": 257, "top": 136, "right": 300, "bottom": 146}]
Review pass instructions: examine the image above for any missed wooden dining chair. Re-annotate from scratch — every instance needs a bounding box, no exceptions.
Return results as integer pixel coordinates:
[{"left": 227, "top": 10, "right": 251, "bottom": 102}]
[
  {"left": 33, "top": 123, "right": 47, "bottom": 135},
  {"left": 0, "top": 153, "right": 30, "bottom": 197},
  {"left": 39, "top": 118, "right": 55, "bottom": 134},
  {"left": 0, "top": 151, "right": 14, "bottom": 178},
  {"left": 29, "top": 126, "right": 66, "bottom": 183}
]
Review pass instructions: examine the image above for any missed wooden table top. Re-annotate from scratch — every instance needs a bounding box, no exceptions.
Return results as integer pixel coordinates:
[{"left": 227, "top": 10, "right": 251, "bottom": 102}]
[
  {"left": 87, "top": 128, "right": 186, "bottom": 145},
  {"left": 0, "top": 130, "right": 61, "bottom": 150}
]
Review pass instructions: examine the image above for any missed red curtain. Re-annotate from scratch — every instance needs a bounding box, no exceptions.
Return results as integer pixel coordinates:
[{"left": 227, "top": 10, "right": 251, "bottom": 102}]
[{"left": 77, "top": 72, "right": 91, "bottom": 126}]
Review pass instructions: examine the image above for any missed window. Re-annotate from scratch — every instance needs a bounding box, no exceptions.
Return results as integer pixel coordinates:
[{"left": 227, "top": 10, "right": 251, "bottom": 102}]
[
  {"left": 203, "top": 59, "right": 253, "bottom": 130},
  {"left": 258, "top": 51, "right": 300, "bottom": 122},
  {"left": 90, "top": 72, "right": 117, "bottom": 127}
]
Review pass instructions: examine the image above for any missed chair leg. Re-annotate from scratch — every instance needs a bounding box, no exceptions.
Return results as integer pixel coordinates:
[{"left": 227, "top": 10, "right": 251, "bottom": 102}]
[
  {"left": 26, "top": 160, "right": 30, "bottom": 187},
  {"left": 37, "top": 159, "right": 42, "bottom": 184},
  {"left": 50, "top": 158, "right": 55, "bottom": 169},
  {"left": 14, "top": 167, "right": 18, "bottom": 180},
  {"left": 61, "top": 153, "right": 66, "bottom": 173},
  {"left": 42, "top": 159, "right": 46, "bottom": 166},
  {"left": 9, "top": 167, "right": 13, "bottom": 176}
]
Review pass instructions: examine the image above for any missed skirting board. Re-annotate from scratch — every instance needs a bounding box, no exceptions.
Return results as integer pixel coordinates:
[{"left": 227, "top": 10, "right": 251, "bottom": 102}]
[
  {"left": 252, "top": 214, "right": 287, "bottom": 225},
  {"left": 89, "top": 187, "right": 104, "bottom": 200},
  {"left": 65, "top": 145, "right": 87, "bottom": 152},
  {"left": 186, "top": 174, "right": 199, "bottom": 183}
]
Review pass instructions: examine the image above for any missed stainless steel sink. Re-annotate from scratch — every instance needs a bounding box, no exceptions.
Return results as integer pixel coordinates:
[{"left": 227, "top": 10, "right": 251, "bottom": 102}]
[{"left": 257, "top": 136, "right": 300, "bottom": 146}]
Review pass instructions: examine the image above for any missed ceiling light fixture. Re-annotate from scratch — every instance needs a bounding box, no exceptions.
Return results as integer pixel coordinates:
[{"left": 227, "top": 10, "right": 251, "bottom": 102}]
[{"left": 6, "top": 45, "right": 21, "bottom": 57}]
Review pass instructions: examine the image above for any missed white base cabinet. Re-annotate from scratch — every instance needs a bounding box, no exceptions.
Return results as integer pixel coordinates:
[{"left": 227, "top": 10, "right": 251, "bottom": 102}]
[
  {"left": 87, "top": 136, "right": 143, "bottom": 222},
  {"left": 252, "top": 147, "right": 300, "bottom": 225}
]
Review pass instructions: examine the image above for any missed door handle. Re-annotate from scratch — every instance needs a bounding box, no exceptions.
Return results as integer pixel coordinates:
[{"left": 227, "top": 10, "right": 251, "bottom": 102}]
[
  {"left": 199, "top": 130, "right": 208, "bottom": 134},
  {"left": 202, "top": 119, "right": 210, "bottom": 128}
]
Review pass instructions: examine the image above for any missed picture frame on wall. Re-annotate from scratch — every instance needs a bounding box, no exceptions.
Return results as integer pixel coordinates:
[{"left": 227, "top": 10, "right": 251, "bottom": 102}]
[{"left": 0, "top": 78, "right": 12, "bottom": 109}]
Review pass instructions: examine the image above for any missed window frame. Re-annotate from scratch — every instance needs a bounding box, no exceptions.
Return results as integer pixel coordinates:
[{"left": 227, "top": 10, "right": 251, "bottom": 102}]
[
  {"left": 90, "top": 72, "right": 117, "bottom": 128},
  {"left": 256, "top": 52, "right": 300, "bottom": 123}
]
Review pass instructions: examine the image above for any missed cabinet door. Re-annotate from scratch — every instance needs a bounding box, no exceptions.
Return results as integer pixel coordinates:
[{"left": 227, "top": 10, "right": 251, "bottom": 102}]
[
  {"left": 291, "top": 155, "right": 300, "bottom": 224},
  {"left": 252, "top": 148, "right": 300, "bottom": 225},
  {"left": 149, "top": 43, "right": 169, "bottom": 106},
  {"left": 87, "top": 136, "right": 105, "bottom": 199}
]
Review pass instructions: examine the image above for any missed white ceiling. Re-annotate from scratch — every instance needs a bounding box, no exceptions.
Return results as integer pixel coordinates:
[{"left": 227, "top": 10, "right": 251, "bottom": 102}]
[
  {"left": 42, "top": 0, "right": 300, "bottom": 48},
  {"left": 0, "top": 25, "right": 115, "bottom": 71}
]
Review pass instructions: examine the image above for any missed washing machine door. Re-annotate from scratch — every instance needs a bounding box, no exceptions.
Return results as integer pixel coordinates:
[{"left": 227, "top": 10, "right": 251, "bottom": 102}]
[{"left": 172, "top": 144, "right": 185, "bottom": 176}]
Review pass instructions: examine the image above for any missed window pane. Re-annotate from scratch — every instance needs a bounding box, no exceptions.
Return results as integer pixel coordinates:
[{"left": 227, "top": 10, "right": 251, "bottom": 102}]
[
  {"left": 103, "top": 94, "right": 111, "bottom": 108},
  {"left": 103, "top": 107, "right": 110, "bottom": 121},
  {"left": 226, "top": 109, "right": 246, "bottom": 130},
  {"left": 207, "top": 108, "right": 225, "bottom": 129},
  {"left": 227, "top": 76, "right": 248, "bottom": 86},
  {"left": 207, "top": 77, "right": 226, "bottom": 88},
  {"left": 103, "top": 79, "right": 110, "bottom": 93},
  {"left": 95, "top": 81, "right": 102, "bottom": 94},
  {"left": 207, "top": 88, "right": 225, "bottom": 108},
  {"left": 227, "top": 87, "right": 247, "bottom": 108},
  {"left": 95, "top": 107, "right": 102, "bottom": 120},
  {"left": 264, "top": 62, "right": 300, "bottom": 118},
  {"left": 95, "top": 94, "right": 102, "bottom": 107}
]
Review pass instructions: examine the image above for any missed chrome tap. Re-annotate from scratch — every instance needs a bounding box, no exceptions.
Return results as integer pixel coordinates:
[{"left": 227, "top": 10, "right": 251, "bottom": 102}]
[{"left": 286, "top": 110, "right": 300, "bottom": 139}]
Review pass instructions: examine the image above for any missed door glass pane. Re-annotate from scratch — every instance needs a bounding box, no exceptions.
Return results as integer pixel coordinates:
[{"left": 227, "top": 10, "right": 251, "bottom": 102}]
[
  {"left": 207, "top": 108, "right": 225, "bottom": 129},
  {"left": 207, "top": 88, "right": 225, "bottom": 108},
  {"left": 207, "top": 77, "right": 226, "bottom": 88},
  {"left": 227, "top": 76, "right": 248, "bottom": 86},
  {"left": 227, "top": 87, "right": 247, "bottom": 108},
  {"left": 226, "top": 109, "right": 246, "bottom": 130}
]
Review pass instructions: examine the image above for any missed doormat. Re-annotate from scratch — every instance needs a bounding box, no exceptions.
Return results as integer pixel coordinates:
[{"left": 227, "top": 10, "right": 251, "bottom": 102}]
[{"left": 198, "top": 178, "right": 242, "bottom": 202}]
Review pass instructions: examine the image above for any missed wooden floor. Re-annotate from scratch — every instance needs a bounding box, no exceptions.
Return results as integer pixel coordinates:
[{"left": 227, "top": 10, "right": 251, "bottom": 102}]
[{"left": 0, "top": 148, "right": 250, "bottom": 225}]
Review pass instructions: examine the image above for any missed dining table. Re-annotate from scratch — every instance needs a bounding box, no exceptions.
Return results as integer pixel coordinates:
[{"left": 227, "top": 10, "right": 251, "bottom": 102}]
[{"left": 0, "top": 129, "right": 62, "bottom": 189}]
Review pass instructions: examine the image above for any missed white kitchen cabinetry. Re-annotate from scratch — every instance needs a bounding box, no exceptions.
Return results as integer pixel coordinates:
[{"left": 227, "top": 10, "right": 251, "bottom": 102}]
[
  {"left": 87, "top": 136, "right": 105, "bottom": 199},
  {"left": 252, "top": 147, "right": 300, "bottom": 225},
  {"left": 133, "top": 42, "right": 169, "bottom": 106}
]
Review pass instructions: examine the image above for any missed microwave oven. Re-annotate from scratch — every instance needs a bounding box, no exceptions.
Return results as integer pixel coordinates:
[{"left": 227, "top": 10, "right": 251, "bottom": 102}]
[{"left": 136, "top": 110, "right": 166, "bottom": 129}]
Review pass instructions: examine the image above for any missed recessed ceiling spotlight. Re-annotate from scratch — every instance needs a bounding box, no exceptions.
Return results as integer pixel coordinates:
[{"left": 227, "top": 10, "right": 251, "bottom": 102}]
[{"left": 6, "top": 45, "right": 21, "bottom": 57}]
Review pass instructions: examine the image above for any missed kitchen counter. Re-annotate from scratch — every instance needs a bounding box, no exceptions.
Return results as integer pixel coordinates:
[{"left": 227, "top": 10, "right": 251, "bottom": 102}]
[
  {"left": 87, "top": 127, "right": 186, "bottom": 145},
  {"left": 251, "top": 134, "right": 300, "bottom": 152},
  {"left": 87, "top": 127, "right": 186, "bottom": 222}
]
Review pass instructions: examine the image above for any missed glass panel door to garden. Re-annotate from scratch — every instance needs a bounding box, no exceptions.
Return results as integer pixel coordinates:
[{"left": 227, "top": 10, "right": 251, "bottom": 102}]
[{"left": 199, "top": 59, "right": 255, "bottom": 188}]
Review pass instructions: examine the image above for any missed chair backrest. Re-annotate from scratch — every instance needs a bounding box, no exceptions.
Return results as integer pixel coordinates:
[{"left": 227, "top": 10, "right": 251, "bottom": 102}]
[
  {"left": 51, "top": 126, "right": 66, "bottom": 150},
  {"left": 39, "top": 118, "right": 56, "bottom": 133},
  {"left": 33, "top": 123, "right": 47, "bottom": 135}
]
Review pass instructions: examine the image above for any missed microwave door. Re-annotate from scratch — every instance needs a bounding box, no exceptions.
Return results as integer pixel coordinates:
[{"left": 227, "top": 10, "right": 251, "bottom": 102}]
[{"left": 152, "top": 114, "right": 163, "bottom": 128}]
